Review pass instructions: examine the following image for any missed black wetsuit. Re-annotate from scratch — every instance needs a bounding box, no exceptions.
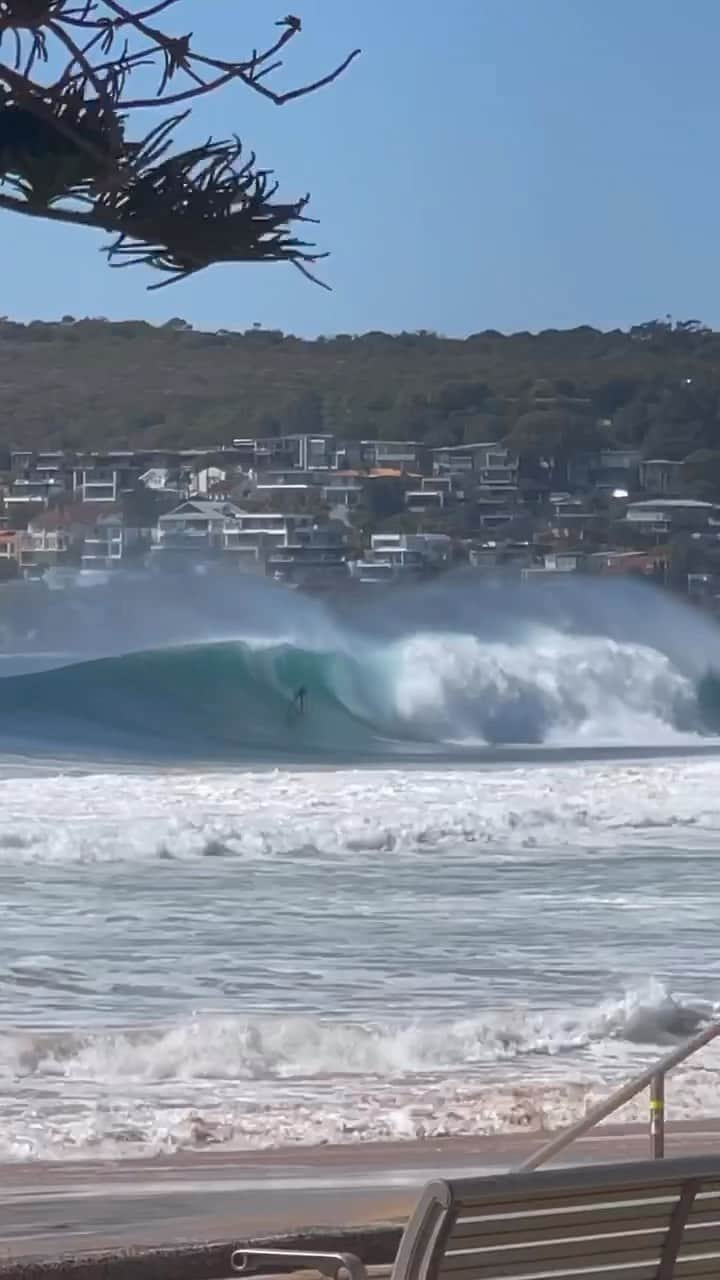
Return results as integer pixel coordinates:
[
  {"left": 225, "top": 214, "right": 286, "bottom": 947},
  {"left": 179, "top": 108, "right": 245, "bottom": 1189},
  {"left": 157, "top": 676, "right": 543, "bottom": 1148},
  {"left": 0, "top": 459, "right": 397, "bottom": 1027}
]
[{"left": 293, "top": 686, "right": 307, "bottom": 714}]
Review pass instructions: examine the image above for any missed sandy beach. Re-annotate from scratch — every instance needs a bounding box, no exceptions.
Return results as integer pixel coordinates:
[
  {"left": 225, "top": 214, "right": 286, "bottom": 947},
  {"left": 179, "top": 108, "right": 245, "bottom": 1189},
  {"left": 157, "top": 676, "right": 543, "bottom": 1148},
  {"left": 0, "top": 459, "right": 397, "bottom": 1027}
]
[{"left": 2, "top": 1121, "right": 720, "bottom": 1268}]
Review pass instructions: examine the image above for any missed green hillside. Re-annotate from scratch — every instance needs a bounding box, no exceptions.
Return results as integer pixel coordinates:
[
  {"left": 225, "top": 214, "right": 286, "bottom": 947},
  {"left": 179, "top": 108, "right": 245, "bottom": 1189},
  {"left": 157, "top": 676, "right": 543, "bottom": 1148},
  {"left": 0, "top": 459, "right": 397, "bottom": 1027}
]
[{"left": 2, "top": 317, "right": 719, "bottom": 464}]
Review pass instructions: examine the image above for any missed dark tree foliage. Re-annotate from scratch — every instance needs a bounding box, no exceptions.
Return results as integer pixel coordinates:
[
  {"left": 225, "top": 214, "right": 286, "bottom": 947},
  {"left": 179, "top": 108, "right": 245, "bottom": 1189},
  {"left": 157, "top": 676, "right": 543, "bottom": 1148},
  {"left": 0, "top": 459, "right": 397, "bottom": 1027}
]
[
  {"left": 506, "top": 409, "right": 607, "bottom": 460},
  {"left": 0, "top": 2, "right": 359, "bottom": 286},
  {"left": 681, "top": 450, "right": 720, "bottom": 501},
  {"left": 3, "top": 319, "right": 720, "bottom": 483}
]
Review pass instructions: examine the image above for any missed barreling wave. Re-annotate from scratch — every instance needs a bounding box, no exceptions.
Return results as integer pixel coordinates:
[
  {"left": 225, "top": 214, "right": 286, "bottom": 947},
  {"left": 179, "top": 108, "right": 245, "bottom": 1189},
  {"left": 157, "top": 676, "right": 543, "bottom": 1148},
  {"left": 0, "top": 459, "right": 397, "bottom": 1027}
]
[
  {"left": 0, "top": 639, "right": 384, "bottom": 757},
  {"left": 0, "top": 626, "right": 716, "bottom": 759},
  {"left": 0, "top": 570, "right": 718, "bottom": 758}
]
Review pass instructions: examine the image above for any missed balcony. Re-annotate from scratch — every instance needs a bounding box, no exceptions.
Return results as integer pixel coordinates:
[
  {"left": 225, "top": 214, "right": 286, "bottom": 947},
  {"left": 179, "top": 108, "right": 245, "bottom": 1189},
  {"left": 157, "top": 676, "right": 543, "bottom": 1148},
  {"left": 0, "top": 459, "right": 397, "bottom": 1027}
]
[
  {"left": 82, "top": 535, "right": 123, "bottom": 563},
  {"left": 223, "top": 531, "right": 285, "bottom": 551},
  {"left": 152, "top": 529, "right": 218, "bottom": 552},
  {"left": 478, "top": 467, "right": 518, "bottom": 486},
  {"left": 79, "top": 485, "right": 117, "bottom": 501}
]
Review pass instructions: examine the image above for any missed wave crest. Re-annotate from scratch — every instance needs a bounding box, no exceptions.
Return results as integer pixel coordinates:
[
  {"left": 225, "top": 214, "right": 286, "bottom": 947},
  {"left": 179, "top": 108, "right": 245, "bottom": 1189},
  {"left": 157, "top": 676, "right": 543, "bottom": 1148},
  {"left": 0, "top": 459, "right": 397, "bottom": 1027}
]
[{"left": 2, "top": 986, "right": 711, "bottom": 1084}]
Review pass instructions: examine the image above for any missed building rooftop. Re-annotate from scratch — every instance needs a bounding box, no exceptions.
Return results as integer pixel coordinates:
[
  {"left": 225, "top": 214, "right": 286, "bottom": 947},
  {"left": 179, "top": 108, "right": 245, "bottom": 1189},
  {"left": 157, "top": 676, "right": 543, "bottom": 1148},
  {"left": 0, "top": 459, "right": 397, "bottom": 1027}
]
[
  {"left": 627, "top": 498, "right": 714, "bottom": 509},
  {"left": 162, "top": 499, "right": 248, "bottom": 518},
  {"left": 360, "top": 439, "right": 423, "bottom": 447},
  {"left": 431, "top": 441, "right": 500, "bottom": 453},
  {"left": 367, "top": 467, "right": 421, "bottom": 479}
]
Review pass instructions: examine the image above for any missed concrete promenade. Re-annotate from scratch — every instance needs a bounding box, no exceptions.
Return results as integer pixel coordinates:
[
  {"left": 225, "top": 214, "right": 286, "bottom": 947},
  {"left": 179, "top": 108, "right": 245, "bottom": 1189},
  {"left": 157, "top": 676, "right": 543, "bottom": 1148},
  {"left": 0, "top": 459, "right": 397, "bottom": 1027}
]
[{"left": 1, "top": 1121, "right": 719, "bottom": 1276}]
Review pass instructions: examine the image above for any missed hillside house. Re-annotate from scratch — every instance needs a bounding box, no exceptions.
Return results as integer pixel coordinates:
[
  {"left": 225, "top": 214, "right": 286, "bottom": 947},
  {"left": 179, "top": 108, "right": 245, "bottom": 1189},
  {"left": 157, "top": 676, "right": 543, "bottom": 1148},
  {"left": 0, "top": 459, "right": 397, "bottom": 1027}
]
[
  {"left": 625, "top": 498, "right": 719, "bottom": 538},
  {"left": 152, "top": 499, "right": 247, "bottom": 556},
  {"left": 639, "top": 459, "right": 684, "bottom": 495}
]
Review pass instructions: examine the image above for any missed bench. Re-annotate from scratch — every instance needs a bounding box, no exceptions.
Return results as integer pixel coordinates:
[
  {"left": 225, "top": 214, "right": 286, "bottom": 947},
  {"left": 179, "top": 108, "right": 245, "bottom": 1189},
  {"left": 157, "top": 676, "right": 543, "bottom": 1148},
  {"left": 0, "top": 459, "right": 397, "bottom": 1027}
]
[{"left": 231, "top": 1153, "right": 720, "bottom": 1280}]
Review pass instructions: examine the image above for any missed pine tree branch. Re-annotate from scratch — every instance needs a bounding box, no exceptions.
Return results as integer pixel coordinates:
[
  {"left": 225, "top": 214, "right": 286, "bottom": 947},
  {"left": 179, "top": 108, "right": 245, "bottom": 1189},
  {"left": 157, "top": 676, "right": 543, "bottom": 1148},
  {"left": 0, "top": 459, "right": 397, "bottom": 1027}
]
[{"left": 0, "top": 1, "right": 359, "bottom": 287}]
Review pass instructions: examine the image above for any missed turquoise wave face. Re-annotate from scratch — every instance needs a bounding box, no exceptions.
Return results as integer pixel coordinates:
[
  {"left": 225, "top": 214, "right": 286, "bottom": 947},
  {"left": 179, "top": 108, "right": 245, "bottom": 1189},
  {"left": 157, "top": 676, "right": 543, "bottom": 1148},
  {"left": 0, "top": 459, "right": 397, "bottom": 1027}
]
[
  {"left": 697, "top": 669, "right": 720, "bottom": 731},
  {"left": 0, "top": 642, "right": 396, "bottom": 759}
]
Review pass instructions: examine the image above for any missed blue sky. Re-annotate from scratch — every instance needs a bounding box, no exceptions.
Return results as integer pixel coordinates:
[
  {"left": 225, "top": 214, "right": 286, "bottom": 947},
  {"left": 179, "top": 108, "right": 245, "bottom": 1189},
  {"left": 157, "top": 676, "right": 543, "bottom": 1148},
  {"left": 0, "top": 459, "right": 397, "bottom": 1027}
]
[{"left": 3, "top": 0, "right": 720, "bottom": 334}]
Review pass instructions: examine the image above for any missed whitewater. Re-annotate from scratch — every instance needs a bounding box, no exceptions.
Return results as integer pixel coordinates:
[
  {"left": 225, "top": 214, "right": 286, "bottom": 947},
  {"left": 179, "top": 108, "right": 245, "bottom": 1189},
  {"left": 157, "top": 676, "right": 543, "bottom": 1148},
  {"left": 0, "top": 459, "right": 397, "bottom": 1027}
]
[{"left": 2, "top": 569, "right": 720, "bottom": 1161}]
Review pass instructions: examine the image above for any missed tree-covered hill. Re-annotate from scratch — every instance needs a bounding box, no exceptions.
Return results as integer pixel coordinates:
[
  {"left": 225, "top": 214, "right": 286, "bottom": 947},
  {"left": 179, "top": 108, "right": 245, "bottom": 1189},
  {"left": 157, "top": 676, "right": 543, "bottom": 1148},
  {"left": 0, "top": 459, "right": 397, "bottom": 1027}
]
[{"left": 2, "top": 316, "right": 720, "bottom": 458}]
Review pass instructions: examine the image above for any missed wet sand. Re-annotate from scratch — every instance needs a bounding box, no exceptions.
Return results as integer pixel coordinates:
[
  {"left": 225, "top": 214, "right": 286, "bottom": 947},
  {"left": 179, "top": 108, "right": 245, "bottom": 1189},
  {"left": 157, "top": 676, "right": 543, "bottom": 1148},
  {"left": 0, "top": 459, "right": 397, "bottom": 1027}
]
[{"left": 2, "top": 1121, "right": 720, "bottom": 1264}]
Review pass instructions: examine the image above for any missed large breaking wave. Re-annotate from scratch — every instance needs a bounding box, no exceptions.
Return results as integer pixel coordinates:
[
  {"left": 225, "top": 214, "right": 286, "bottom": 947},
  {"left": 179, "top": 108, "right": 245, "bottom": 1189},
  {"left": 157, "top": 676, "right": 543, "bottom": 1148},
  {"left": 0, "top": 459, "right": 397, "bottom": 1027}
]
[{"left": 0, "top": 570, "right": 719, "bottom": 757}]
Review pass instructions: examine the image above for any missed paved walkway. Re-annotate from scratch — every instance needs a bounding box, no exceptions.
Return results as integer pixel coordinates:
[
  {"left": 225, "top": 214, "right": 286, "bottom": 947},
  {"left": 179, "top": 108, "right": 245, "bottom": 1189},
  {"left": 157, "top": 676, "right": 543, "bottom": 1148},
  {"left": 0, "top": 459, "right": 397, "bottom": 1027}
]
[{"left": 1, "top": 1123, "right": 719, "bottom": 1262}]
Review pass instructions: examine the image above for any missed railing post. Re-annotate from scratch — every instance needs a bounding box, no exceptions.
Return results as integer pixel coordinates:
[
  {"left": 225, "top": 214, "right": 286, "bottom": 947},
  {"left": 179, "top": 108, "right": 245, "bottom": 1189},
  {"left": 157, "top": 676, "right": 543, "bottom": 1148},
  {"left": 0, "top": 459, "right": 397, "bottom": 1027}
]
[
  {"left": 650, "top": 1072, "right": 665, "bottom": 1159},
  {"left": 521, "top": 1019, "right": 720, "bottom": 1171}
]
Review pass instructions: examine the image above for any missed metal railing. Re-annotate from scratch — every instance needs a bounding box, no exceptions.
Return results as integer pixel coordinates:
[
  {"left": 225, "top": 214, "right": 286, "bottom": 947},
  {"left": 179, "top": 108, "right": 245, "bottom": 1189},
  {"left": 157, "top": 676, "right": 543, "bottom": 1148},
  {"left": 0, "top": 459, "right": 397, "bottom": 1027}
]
[{"left": 520, "top": 1019, "right": 720, "bottom": 1171}]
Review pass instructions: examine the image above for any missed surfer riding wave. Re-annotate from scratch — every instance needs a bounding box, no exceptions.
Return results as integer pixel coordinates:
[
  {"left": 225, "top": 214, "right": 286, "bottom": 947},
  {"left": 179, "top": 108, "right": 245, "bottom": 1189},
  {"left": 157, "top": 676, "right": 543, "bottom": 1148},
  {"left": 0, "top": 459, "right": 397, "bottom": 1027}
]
[{"left": 286, "top": 685, "right": 307, "bottom": 723}]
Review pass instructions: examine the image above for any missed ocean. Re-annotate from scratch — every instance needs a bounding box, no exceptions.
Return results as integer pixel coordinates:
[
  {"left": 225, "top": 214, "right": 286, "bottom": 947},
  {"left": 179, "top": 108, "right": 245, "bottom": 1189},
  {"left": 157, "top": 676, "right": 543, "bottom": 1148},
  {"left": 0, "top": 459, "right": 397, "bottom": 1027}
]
[{"left": 1, "top": 568, "right": 720, "bottom": 1162}]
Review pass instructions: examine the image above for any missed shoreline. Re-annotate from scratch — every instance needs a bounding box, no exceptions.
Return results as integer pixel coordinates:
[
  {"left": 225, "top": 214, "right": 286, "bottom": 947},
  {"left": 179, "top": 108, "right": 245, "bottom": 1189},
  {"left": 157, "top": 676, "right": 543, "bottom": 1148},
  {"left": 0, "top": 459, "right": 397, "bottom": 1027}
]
[
  {"left": 2, "top": 1121, "right": 720, "bottom": 1272},
  {"left": 2, "top": 738, "right": 720, "bottom": 779}
]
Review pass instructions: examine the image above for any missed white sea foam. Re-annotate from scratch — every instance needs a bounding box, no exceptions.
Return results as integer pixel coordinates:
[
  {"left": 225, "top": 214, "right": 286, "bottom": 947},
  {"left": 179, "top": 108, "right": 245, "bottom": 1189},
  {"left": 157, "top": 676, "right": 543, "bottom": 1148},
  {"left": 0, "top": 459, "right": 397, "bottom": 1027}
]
[
  {"left": 384, "top": 630, "right": 697, "bottom": 745},
  {"left": 1, "top": 756, "right": 720, "bottom": 1160},
  {"left": 1, "top": 984, "right": 712, "bottom": 1082},
  {"left": 0, "top": 757, "right": 719, "bottom": 864},
  {"left": 1, "top": 989, "right": 719, "bottom": 1161}
]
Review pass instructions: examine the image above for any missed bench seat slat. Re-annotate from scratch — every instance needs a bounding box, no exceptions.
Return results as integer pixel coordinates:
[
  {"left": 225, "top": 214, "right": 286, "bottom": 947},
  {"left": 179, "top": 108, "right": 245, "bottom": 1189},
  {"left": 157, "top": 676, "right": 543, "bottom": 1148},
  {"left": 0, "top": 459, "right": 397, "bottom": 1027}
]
[
  {"left": 437, "top": 1252, "right": 720, "bottom": 1280},
  {"left": 449, "top": 1202, "right": 676, "bottom": 1242},
  {"left": 450, "top": 1190, "right": 720, "bottom": 1236},
  {"left": 686, "top": 1202, "right": 720, "bottom": 1226},
  {"left": 439, "top": 1242, "right": 664, "bottom": 1276},
  {"left": 437, "top": 1262, "right": 663, "bottom": 1280},
  {"left": 443, "top": 1232, "right": 666, "bottom": 1264},
  {"left": 453, "top": 1187, "right": 709, "bottom": 1219},
  {"left": 449, "top": 1162, "right": 720, "bottom": 1207},
  {"left": 446, "top": 1220, "right": 720, "bottom": 1257},
  {"left": 442, "top": 1225, "right": 720, "bottom": 1270}
]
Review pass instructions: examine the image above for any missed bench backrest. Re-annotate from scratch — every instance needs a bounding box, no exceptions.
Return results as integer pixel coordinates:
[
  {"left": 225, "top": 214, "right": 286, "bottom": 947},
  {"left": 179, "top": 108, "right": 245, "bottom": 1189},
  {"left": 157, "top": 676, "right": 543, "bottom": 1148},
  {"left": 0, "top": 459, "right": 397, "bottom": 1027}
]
[{"left": 391, "top": 1155, "right": 720, "bottom": 1280}]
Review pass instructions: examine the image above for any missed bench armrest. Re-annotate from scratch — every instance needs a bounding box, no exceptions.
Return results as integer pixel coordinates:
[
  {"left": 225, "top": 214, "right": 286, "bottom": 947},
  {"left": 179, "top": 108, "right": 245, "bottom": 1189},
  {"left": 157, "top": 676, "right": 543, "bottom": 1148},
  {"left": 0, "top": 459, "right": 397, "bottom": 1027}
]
[{"left": 231, "top": 1247, "right": 368, "bottom": 1280}]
